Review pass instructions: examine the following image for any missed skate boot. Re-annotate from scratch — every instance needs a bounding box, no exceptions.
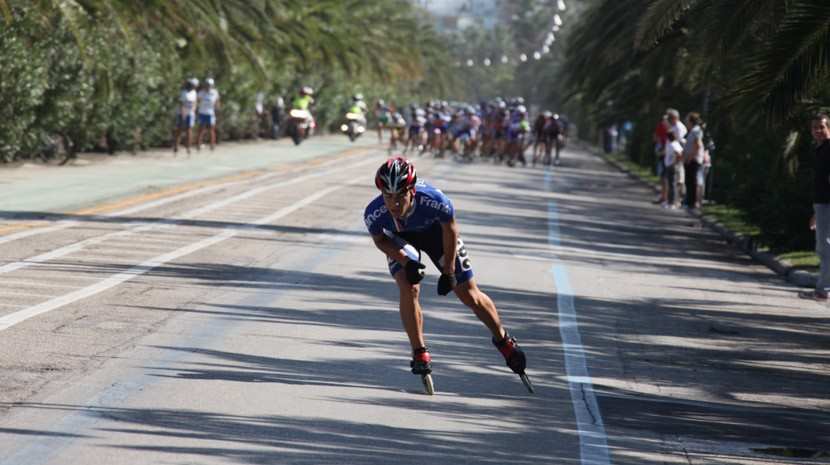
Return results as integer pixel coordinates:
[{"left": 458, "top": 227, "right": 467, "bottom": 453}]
[
  {"left": 410, "top": 347, "right": 432, "bottom": 375},
  {"left": 493, "top": 331, "right": 534, "bottom": 393},
  {"left": 410, "top": 347, "right": 435, "bottom": 395}
]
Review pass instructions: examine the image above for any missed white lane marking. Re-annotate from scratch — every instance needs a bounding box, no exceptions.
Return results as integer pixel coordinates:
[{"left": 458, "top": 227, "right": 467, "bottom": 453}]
[
  {"left": 0, "top": 151, "right": 366, "bottom": 246},
  {"left": 546, "top": 169, "right": 613, "bottom": 465},
  {"left": 0, "top": 158, "right": 376, "bottom": 277},
  {"left": 0, "top": 279, "right": 84, "bottom": 290},
  {"left": 298, "top": 233, "right": 369, "bottom": 245},
  {"left": 0, "top": 289, "right": 61, "bottom": 299},
  {"left": 0, "top": 184, "right": 229, "bottom": 247},
  {"left": 0, "top": 231, "right": 233, "bottom": 332},
  {"left": 0, "top": 177, "right": 359, "bottom": 332},
  {"left": 0, "top": 222, "right": 78, "bottom": 246}
]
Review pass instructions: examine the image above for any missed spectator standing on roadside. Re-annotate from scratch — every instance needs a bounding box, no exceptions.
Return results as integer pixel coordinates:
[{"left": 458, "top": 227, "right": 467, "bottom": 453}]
[
  {"left": 255, "top": 92, "right": 267, "bottom": 138},
  {"left": 196, "top": 78, "right": 220, "bottom": 151},
  {"left": 666, "top": 108, "right": 687, "bottom": 146},
  {"left": 662, "top": 131, "right": 683, "bottom": 209},
  {"left": 653, "top": 114, "right": 670, "bottom": 203},
  {"left": 702, "top": 127, "right": 715, "bottom": 201},
  {"left": 271, "top": 95, "right": 285, "bottom": 139},
  {"left": 801, "top": 113, "right": 830, "bottom": 302},
  {"left": 666, "top": 108, "right": 687, "bottom": 202},
  {"left": 683, "top": 112, "right": 705, "bottom": 209},
  {"left": 173, "top": 78, "right": 198, "bottom": 155}
]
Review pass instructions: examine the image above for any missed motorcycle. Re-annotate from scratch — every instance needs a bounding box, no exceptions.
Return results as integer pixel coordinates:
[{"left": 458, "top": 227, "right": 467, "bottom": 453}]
[
  {"left": 340, "top": 112, "right": 366, "bottom": 142},
  {"left": 286, "top": 108, "right": 314, "bottom": 145}
]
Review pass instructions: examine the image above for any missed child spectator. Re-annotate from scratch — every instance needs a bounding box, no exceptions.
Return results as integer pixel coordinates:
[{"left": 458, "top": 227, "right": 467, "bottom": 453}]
[{"left": 663, "top": 131, "right": 684, "bottom": 209}]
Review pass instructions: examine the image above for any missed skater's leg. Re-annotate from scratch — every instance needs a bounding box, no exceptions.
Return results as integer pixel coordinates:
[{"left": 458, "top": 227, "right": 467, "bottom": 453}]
[
  {"left": 453, "top": 278, "right": 505, "bottom": 340},
  {"left": 454, "top": 278, "right": 528, "bottom": 374},
  {"left": 455, "top": 279, "right": 528, "bottom": 374},
  {"left": 394, "top": 270, "right": 427, "bottom": 351}
]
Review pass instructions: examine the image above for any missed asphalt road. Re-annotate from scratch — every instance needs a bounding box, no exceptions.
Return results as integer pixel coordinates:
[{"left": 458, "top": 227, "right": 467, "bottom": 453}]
[{"left": 0, "top": 136, "right": 826, "bottom": 465}]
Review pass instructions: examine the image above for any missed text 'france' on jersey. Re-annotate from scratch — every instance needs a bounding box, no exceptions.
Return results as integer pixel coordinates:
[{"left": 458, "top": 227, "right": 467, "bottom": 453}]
[{"left": 364, "top": 181, "right": 454, "bottom": 236}]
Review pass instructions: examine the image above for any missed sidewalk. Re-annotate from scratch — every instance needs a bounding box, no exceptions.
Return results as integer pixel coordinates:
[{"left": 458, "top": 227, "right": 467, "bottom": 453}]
[
  {"left": 0, "top": 136, "right": 376, "bottom": 214},
  {"left": 594, "top": 146, "right": 818, "bottom": 290}
]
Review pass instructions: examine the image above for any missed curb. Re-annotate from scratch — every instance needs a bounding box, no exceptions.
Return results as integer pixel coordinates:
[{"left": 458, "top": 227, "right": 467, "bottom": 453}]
[{"left": 597, "top": 151, "right": 817, "bottom": 289}]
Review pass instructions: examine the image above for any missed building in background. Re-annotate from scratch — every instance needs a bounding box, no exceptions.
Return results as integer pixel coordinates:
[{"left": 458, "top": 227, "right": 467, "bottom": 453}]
[{"left": 413, "top": 0, "right": 502, "bottom": 32}]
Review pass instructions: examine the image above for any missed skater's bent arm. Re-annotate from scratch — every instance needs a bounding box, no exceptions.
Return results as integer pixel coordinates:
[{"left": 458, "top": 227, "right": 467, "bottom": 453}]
[
  {"left": 441, "top": 218, "right": 459, "bottom": 275},
  {"left": 371, "top": 233, "right": 410, "bottom": 265}
]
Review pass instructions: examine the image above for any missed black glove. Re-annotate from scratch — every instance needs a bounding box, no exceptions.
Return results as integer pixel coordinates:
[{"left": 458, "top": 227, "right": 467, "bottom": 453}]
[
  {"left": 437, "top": 273, "right": 457, "bottom": 296},
  {"left": 405, "top": 260, "right": 426, "bottom": 284}
]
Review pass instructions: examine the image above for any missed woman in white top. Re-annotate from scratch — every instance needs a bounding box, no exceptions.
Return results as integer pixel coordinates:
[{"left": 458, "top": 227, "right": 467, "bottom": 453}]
[
  {"left": 683, "top": 112, "right": 705, "bottom": 209},
  {"left": 174, "top": 78, "right": 198, "bottom": 154},
  {"left": 196, "top": 78, "right": 221, "bottom": 150},
  {"left": 663, "top": 131, "right": 684, "bottom": 208}
]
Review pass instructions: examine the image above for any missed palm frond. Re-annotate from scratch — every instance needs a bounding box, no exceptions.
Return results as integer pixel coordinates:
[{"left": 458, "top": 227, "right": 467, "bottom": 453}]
[
  {"left": 731, "top": 0, "right": 830, "bottom": 121},
  {"left": 634, "top": 0, "right": 701, "bottom": 50}
]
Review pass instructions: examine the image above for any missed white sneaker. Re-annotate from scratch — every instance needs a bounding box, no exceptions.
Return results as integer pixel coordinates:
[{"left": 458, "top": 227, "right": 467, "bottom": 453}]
[{"left": 660, "top": 202, "right": 669, "bottom": 209}]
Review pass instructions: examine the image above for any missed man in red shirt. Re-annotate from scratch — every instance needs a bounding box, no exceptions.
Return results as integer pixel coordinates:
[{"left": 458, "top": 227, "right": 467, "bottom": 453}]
[{"left": 653, "top": 114, "right": 670, "bottom": 203}]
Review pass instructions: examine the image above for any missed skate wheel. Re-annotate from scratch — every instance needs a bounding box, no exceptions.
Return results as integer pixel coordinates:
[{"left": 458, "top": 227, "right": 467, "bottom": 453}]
[
  {"left": 421, "top": 374, "right": 435, "bottom": 395},
  {"left": 520, "top": 373, "right": 535, "bottom": 394}
]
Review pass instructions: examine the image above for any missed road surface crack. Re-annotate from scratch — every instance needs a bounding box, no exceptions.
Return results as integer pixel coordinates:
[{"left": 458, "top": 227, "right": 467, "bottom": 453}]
[{"left": 580, "top": 382, "right": 599, "bottom": 424}]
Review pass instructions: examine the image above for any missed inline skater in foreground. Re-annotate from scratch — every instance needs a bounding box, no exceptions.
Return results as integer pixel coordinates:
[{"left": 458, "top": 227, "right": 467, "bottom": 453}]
[{"left": 364, "top": 157, "right": 533, "bottom": 395}]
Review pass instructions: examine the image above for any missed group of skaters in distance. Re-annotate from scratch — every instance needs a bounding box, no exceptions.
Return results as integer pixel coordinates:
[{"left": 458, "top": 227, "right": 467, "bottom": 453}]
[
  {"left": 379, "top": 97, "right": 569, "bottom": 169},
  {"left": 654, "top": 108, "right": 712, "bottom": 211},
  {"left": 171, "top": 77, "right": 569, "bottom": 170}
]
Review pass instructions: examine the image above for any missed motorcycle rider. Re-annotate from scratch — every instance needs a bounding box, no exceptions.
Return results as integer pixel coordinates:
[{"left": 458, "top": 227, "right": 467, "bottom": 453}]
[
  {"left": 349, "top": 93, "right": 368, "bottom": 121},
  {"left": 341, "top": 94, "right": 368, "bottom": 141},
  {"left": 288, "top": 86, "right": 315, "bottom": 144},
  {"left": 292, "top": 85, "right": 314, "bottom": 111}
]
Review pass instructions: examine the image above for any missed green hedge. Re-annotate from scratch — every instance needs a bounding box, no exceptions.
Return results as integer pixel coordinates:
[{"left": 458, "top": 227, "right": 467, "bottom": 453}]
[{"left": 0, "top": 3, "right": 456, "bottom": 162}]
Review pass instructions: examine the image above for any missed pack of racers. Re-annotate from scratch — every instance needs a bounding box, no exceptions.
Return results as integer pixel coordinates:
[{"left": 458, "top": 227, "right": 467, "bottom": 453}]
[
  {"left": 375, "top": 97, "right": 568, "bottom": 166},
  {"left": 265, "top": 87, "right": 569, "bottom": 165}
]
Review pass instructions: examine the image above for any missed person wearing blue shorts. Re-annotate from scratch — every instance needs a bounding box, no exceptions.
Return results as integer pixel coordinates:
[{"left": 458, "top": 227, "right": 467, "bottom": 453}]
[
  {"left": 364, "top": 156, "right": 528, "bottom": 378},
  {"left": 173, "top": 78, "right": 198, "bottom": 154},
  {"left": 196, "top": 78, "right": 220, "bottom": 151}
]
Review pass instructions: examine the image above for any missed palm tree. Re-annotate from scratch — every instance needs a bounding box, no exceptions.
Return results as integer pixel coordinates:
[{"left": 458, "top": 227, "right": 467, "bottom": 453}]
[{"left": 633, "top": 0, "right": 830, "bottom": 121}]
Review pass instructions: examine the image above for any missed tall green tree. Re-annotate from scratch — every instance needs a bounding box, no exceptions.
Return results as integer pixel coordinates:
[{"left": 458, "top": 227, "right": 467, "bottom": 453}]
[
  {"left": 561, "top": 0, "right": 830, "bottom": 251},
  {"left": 0, "top": 0, "right": 458, "bottom": 161}
]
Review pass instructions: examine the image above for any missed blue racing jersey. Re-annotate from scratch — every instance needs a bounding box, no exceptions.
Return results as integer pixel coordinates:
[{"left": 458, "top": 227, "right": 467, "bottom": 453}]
[{"left": 364, "top": 181, "right": 454, "bottom": 236}]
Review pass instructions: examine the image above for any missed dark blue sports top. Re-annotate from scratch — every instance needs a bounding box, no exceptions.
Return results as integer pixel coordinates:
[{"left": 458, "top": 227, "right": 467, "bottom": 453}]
[{"left": 364, "top": 181, "right": 454, "bottom": 236}]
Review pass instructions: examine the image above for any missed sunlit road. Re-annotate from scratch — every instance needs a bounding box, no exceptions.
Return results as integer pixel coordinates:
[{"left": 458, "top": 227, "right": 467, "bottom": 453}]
[{"left": 0, "top": 137, "right": 826, "bottom": 465}]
